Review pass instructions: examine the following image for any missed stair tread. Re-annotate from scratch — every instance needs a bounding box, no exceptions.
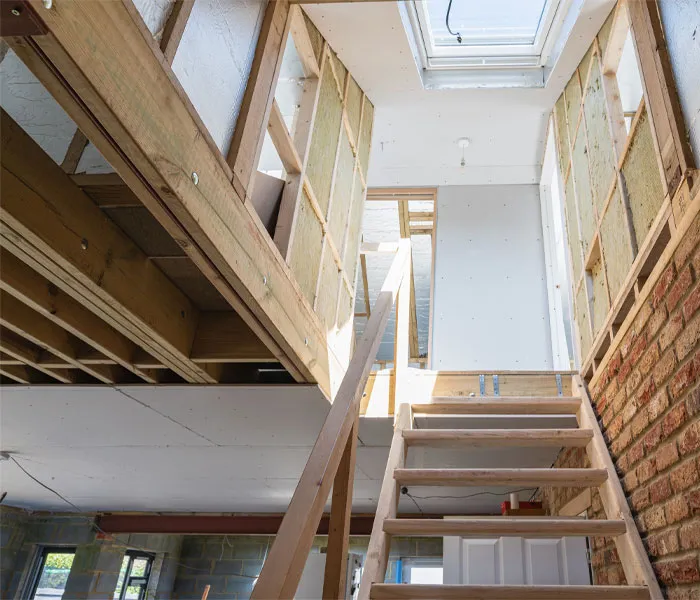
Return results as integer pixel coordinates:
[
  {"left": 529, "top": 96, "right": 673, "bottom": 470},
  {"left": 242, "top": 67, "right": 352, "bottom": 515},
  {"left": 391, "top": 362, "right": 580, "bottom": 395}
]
[
  {"left": 403, "top": 429, "right": 593, "bottom": 447},
  {"left": 394, "top": 467, "right": 608, "bottom": 487},
  {"left": 412, "top": 397, "right": 580, "bottom": 415},
  {"left": 370, "top": 584, "right": 650, "bottom": 599},
  {"left": 382, "top": 517, "right": 626, "bottom": 537}
]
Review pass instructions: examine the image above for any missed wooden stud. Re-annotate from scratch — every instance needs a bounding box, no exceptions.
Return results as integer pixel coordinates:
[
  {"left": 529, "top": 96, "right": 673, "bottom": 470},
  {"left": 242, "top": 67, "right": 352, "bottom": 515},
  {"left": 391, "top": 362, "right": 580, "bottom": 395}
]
[
  {"left": 412, "top": 397, "right": 581, "bottom": 415},
  {"left": 360, "top": 254, "right": 371, "bottom": 318},
  {"left": 227, "top": 0, "right": 291, "bottom": 201},
  {"left": 190, "top": 312, "right": 277, "bottom": 363},
  {"left": 60, "top": 130, "right": 88, "bottom": 174},
  {"left": 0, "top": 326, "right": 76, "bottom": 383},
  {"left": 160, "top": 0, "right": 195, "bottom": 64},
  {"left": 289, "top": 5, "right": 320, "bottom": 78},
  {"left": 559, "top": 488, "right": 592, "bottom": 517},
  {"left": 268, "top": 99, "right": 303, "bottom": 174}
]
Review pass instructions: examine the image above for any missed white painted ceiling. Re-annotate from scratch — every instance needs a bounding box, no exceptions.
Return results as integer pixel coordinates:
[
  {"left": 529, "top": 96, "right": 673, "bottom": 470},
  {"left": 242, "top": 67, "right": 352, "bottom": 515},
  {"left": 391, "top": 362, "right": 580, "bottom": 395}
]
[
  {"left": 303, "top": 0, "right": 615, "bottom": 188},
  {"left": 0, "top": 385, "right": 576, "bottom": 515}
]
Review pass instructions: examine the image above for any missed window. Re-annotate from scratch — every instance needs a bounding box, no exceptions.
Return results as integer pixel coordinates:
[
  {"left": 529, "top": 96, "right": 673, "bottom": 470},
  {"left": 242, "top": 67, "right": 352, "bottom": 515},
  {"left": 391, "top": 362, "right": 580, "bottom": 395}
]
[
  {"left": 400, "top": 558, "right": 443, "bottom": 584},
  {"left": 113, "top": 551, "right": 154, "bottom": 600},
  {"left": 405, "top": 0, "right": 567, "bottom": 71},
  {"left": 30, "top": 548, "right": 76, "bottom": 600},
  {"left": 616, "top": 31, "right": 644, "bottom": 132}
]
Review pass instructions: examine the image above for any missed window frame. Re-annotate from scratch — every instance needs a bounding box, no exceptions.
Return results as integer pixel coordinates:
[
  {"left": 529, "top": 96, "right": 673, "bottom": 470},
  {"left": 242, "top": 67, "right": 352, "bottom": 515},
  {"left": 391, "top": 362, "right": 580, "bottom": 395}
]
[
  {"left": 114, "top": 550, "right": 155, "bottom": 600},
  {"left": 407, "top": 0, "right": 569, "bottom": 70},
  {"left": 28, "top": 546, "right": 77, "bottom": 600}
]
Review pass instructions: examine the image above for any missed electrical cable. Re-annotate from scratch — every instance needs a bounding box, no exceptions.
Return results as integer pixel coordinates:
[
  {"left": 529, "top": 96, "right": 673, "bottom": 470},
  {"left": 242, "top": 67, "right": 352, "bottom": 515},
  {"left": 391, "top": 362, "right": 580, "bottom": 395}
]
[
  {"left": 8, "top": 456, "right": 260, "bottom": 579},
  {"left": 445, "top": 0, "right": 462, "bottom": 44}
]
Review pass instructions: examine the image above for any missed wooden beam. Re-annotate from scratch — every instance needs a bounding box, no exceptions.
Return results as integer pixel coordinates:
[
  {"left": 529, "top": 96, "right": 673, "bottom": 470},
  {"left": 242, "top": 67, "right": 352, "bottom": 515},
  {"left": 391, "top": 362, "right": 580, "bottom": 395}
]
[
  {"left": 268, "top": 99, "right": 303, "bottom": 174},
  {"left": 60, "top": 130, "right": 88, "bottom": 174},
  {"left": 397, "top": 200, "right": 419, "bottom": 361},
  {"left": 0, "top": 291, "right": 119, "bottom": 383},
  {"left": 251, "top": 241, "right": 410, "bottom": 600},
  {"left": 10, "top": 1, "right": 333, "bottom": 391},
  {"left": 289, "top": 5, "right": 320, "bottom": 78},
  {"left": 160, "top": 0, "right": 195, "bottom": 64},
  {"left": 360, "top": 253, "right": 371, "bottom": 317},
  {"left": 227, "top": 0, "right": 291, "bottom": 200},
  {"left": 190, "top": 312, "right": 276, "bottom": 363},
  {"left": 323, "top": 414, "right": 359, "bottom": 600},
  {"left": 0, "top": 109, "right": 213, "bottom": 383},
  {"left": 0, "top": 250, "right": 158, "bottom": 382},
  {"left": 411, "top": 397, "right": 581, "bottom": 415},
  {"left": 0, "top": 326, "right": 75, "bottom": 383},
  {"left": 559, "top": 488, "right": 592, "bottom": 517},
  {"left": 0, "top": 363, "right": 52, "bottom": 384}
]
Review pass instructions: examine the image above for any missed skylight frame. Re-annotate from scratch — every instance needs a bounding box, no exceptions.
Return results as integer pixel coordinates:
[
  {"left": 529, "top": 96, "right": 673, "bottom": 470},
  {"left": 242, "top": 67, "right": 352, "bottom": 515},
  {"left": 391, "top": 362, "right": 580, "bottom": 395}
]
[{"left": 409, "top": 0, "right": 566, "bottom": 70}]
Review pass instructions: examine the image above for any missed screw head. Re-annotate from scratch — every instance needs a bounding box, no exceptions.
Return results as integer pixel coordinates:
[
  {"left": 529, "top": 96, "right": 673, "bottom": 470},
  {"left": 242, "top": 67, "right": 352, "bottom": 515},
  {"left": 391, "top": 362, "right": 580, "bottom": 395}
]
[
  {"left": 42, "top": 0, "right": 52, "bottom": 8},
  {"left": 80, "top": 238, "right": 88, "bottom": 250},
  {"left": 191, "top": 171, "right": 199, "bottom": 186},
  {"left": 304, "top": 337, "right": 309, "bottom": 346},
  {"left": 11, "top": 7, "right": 21, "bottom": 16},
  {"left": 262, "top": 275, "right": 267, "bottom": 285}
]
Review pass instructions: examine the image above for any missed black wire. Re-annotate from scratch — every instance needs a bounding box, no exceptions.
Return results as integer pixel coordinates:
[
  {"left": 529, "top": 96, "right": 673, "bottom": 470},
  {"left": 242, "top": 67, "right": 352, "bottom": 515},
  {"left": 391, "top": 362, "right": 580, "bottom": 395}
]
[
  {"left": 404, "top": 490, "right": 425, "bottom": 515},
  {"left": 8, "top": 456, "right": 262, "bottom": 579},
  {"left": 406, "top": 487, "right": 537, "bottom": 501},
  {"left": 445, "top": 0, "right": 463, "bottom": 44}
]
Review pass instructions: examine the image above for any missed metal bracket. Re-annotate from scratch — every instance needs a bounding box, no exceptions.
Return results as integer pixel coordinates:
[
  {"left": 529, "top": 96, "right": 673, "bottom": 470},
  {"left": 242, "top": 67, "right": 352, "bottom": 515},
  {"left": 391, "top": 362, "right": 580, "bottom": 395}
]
[
  {"left": 556, "top": 374, "right": 563, "bottom": 396},
  {"left": 479, "top": 374, "right": 485, "bottom": 396},
  {"left": 493, "top": 375, "right": 500, "bottom": 396}
]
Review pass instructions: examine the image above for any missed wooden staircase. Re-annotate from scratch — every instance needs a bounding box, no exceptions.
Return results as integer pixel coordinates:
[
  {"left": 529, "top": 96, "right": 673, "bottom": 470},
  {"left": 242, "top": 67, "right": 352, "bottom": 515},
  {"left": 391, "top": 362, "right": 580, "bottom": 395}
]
[{"left": 358, "top": 378, "right": 663, "bottom": 600}]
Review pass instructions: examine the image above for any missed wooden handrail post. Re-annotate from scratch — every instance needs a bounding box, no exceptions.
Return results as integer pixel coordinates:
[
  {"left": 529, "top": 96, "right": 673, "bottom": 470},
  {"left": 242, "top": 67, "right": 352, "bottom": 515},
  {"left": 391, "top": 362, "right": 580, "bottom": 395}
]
[
  {"left": 322, "top": 411, "right": 360, "bottom": 599},
  {"left": 250, "top": 240, "right": 410, "bottom": 600},
  {"left": 390, "top": 253, "right": 412, "bottom": 413}
]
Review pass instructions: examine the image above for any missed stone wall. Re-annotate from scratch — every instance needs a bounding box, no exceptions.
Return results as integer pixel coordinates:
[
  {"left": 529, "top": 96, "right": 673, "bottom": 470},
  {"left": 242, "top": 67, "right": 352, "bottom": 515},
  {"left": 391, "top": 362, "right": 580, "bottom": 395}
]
[
  {"left": 170, "top": 534, "right": 443, "bottom": 600},
  {"left": 541, "top": 212, "right": 700, "bottom": 598}
]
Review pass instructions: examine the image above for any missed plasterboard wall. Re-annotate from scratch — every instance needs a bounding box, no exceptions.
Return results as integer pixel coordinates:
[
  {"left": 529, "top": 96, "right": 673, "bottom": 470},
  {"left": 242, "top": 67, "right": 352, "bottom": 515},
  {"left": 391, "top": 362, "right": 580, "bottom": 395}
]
[
  {"left": 657, "top": 0, "right": 700, "bottom": 162},
  {"left": 431, "top": 185, "right": 553, "bottom": 370}
]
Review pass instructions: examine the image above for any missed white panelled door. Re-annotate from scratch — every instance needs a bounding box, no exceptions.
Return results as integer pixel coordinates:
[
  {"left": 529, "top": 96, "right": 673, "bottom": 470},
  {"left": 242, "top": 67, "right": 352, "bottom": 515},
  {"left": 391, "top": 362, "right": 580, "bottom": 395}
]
[{"left": 443, "top": 535, "right": 591, "bottom": 586}]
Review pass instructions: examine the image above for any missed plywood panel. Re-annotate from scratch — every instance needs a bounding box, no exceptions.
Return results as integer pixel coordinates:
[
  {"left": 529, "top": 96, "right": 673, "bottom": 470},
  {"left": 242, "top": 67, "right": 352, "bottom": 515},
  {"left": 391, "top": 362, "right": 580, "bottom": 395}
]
[
  {"left": 590, "top": 256, "right": 608, "bottom": 336},
  {"left": 564, "top": 72, "right": 582, "bottom": 144},
  {"left": 622, "top": 109, "right": 665, "bottom": 246},
  {"left": 554, "top": 95, "right": 571, "bottom": 178},
  {"left": 317, "top": 244, "right": 341, "bottom": 330},
  {"left": 571, "top": 125, "right": 596, "bottom": 250},
  {"left": 328, "top": 129, "right": 355, "bottom": 242},
  {"left": 358, "top": 100, "right": 374, "bottom": 178},
  {"left": 343, "top": 169, "right": 365, "bottom": 276},
  {"left": 289, "top": 189, "right": 323, "bottom": 304},
  {"left": 583, "top": 55, "right": 616, "bottom": 213},
  {"left": 306, "top": 61, "right": 343, "bottom": 215},
  {"left": 600, "top": 185, "right": 634, "bottom": 301},
  {"left": 345, "top": 77, "right": 363, "bottom": 146}
]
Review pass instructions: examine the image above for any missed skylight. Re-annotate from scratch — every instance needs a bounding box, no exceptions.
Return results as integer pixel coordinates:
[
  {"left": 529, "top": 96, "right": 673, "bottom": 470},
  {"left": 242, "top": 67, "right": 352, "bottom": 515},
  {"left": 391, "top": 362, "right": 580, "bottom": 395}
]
[
  {"left": 427, "top": 0, "right": 548, "bottom": 47},
  {"left": 405, "top": 0, "right": 567, "bottom": 75}
]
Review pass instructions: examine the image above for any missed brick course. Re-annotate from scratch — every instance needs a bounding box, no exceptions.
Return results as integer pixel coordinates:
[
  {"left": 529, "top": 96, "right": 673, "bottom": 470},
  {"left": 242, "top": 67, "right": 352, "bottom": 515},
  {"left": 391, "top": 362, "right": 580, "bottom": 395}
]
[{"left": 542, "top": 212, "right": 700, "bottom": 598}]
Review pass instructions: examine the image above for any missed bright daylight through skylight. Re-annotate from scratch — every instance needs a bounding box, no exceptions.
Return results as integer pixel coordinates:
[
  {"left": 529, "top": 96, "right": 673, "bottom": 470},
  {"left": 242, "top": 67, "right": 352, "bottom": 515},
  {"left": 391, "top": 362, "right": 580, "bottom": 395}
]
[{"left": 427, "top": 0, "right": 548, "bottom": 46}]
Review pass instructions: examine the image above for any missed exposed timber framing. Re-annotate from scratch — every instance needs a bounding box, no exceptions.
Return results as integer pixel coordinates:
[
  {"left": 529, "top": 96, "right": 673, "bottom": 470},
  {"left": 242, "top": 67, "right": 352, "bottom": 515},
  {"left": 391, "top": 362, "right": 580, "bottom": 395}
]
[
  {"left": 160, "top": 0, "right": 195, "bottom": 64},
  {"left": 251, "top": 240, "right": 410, "bottom": 600},
  {"left": 5, "top": 0, "right": 338, "bottom": 393}
]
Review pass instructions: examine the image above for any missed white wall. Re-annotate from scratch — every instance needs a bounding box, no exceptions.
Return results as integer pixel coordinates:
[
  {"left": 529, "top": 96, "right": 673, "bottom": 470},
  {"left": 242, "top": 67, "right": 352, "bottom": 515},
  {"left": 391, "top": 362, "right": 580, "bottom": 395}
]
[{"left": 431, "top": 185, "right": 553, "bottom": 370}]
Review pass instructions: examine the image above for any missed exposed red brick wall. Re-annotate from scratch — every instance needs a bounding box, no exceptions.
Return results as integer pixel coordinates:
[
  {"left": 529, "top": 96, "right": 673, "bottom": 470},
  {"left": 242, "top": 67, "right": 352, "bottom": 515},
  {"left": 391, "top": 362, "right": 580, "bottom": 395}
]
[{"left": 543, "top": 213, "right": 700, "bottom": 599}]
